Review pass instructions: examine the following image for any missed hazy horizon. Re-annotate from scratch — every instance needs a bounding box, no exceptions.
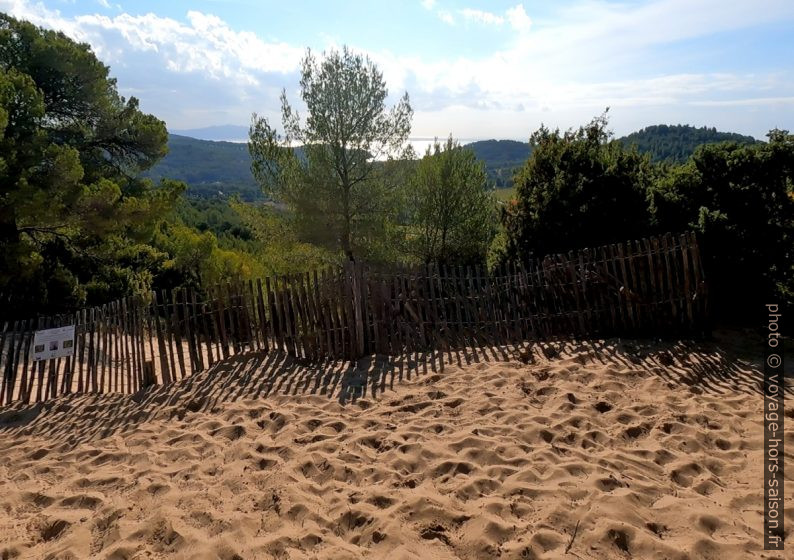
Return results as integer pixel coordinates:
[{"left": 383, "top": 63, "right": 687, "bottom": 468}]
[{"left": 170, "top": 124, "right": 762, "bottom": 149}]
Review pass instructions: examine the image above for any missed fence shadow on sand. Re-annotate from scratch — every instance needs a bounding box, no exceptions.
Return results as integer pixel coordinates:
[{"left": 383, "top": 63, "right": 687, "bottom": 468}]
[
  {"left": 0, "top": 344, "right": 490, "bottom": 448},
  {"left": 0, "top": 330, "right": 786, "bottom": 451}
]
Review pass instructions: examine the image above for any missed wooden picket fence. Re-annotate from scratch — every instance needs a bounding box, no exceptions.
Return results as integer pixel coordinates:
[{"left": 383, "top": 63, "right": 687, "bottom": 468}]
[{"left": 0, "top": 232, "right": 707, "bottom": 405}]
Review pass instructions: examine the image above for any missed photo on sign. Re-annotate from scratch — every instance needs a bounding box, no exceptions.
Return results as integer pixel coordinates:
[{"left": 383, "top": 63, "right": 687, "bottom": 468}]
[{"left": 31, "top": 325, "right": 76, "bottom": 362}]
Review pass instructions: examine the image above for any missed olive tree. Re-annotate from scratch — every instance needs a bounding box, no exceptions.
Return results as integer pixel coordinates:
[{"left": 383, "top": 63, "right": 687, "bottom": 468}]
[{"left": 248, "top": 46, "right": 412, "bottom": 261}]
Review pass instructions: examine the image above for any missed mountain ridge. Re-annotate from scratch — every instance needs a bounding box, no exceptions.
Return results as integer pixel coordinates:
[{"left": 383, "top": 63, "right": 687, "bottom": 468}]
[
  {"left": 169, "top": 125, "right": 250, "bottom": 142},
  {"left": 149, "top": 125, "right": 761, "bottom": 198}
]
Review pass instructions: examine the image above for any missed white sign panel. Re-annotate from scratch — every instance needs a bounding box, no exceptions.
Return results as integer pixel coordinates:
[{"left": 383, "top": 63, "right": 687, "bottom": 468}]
[{"left": 32, "top": 325, "right": 76, "bottom": 361}]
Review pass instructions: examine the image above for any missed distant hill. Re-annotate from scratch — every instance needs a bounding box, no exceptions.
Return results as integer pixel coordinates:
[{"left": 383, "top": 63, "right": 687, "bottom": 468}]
[
  {"left": 618, "top": 125, "right": 759, "bottom": 163},
  {"left": 146, "top": 134, "right": 261, "bottom": 200},
  {"left": 465, "top": 139, "right": 532, "bottom": 188},
  {"left": 465, "top": 126, "right": 761, "bottom": 188},
  {"left": 169, "top": 125, "right": 249, "bottom": 142},
  {"left": 149, "top": 125, "right": 760, "bottom": 199},
  {"left": 150, "top": 135, "right": 533, "bottom": 198}
]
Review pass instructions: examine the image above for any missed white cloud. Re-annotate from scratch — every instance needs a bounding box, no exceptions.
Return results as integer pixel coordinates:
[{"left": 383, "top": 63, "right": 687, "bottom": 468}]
[
  {"left": 460, "top": 8, "right": 504, "bottom": 26},
  {"left": 457, "top": 4, "right": 530, "bottom": 29},
  {"left": 373, "top": 0, "right": 794, "bottom": 137},
  {"left": 0, "top": 0, "right": 304, "bottom": 128},
  {"left": 437, "top": 9, "right": 454, "bottom": 25},
  {"left": 96, "top": 0, "right": 110, "bottom": 9},
  {"left": 506, "top": 4, "right": 531, "bottom": 32},
  {"left": 0, "top": 1, "right": 303, "bottom": 84},
  {"left": 421, "top": 1, "right": 458, "bottom": 25},
  {"left": 1, "top": 0, "right": 792, "bottom": 138}
]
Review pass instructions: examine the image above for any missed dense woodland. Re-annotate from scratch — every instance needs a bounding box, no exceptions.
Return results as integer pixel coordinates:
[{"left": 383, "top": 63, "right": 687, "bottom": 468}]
[
  {"left": 619, "top": 124, "right": 759, "bottom": 163},
  {"left": 146, "top": 135, "right": 262, "bottom": 200},
  {"left": 1, "top": 14, "right": 791, "bottom": 325}
]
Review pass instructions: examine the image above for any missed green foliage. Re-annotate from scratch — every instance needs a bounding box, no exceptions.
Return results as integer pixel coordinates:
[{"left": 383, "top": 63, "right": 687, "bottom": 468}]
[
  {"left": 174, "top": 197, "right": 254, "bottom": 242},
  {"left": 150, "top": 196, "right": 339, "bottom": 293},
  {"left": 503, "top": 112, "right": 656, "bottom": 260},
  {"left": 405, "top": 137, "right": 497, "bottom": 265},
  {"left": 465, "top": 139, "right": 532, "bottom": 188},
  {"left": 486, "top": 226, "right": 509, "bottom": 272},
  {"left": 649, "top": 129, "right": 794, "bottom": 315},
  {"left": 620, "top": 124, "right": 759, "bottom": 163},
  {"left": 249, "top": 46, "right": 413, "bottom": 261},
  {"left": 146, "top": 134, "right": 262, "bottom": 201},
  {"left": 0, "top": 14, "right": 182, "bottom": 319},
  {"left": 502, "top": 113, "right": 793, "bottom": 321},
  {"left": 231, "top": 201, "right": 340, "bottom": 276},
  {"left": 492, "top": 186, "right": 516, "bottom": 203},
  {"left": 152, "top": 222, "right": 259, "bottom": 292}
]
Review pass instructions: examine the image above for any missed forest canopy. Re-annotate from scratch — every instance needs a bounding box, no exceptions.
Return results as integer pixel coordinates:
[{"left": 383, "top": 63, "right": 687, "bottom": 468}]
[
  {"left": 0, "top": 14, "right": 183, "bottom": 318},
  {"left": 619, "top": 124, "right": 759, "bottom": 163}
]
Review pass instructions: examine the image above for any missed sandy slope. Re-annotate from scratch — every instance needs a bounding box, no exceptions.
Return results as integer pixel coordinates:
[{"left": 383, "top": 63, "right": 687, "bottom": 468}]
[{"left": 0, "top": 334, "right": 791, "bottom": 559}]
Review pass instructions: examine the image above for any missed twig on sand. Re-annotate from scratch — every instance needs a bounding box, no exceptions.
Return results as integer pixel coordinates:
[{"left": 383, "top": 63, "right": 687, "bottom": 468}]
[{"left": 565, "top": 520, "right": 581, "bottom": 554}]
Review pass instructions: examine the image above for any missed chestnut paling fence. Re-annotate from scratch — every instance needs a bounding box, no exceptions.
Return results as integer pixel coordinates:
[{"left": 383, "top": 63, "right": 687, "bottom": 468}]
[{"left": 0, "top": 232, "right": 707, "bottom": 405}]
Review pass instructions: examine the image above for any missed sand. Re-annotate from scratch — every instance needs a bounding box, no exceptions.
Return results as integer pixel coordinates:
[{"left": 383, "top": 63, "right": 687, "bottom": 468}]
[{"left": 0, "top": 333, "right": 791, "bottom": 559}]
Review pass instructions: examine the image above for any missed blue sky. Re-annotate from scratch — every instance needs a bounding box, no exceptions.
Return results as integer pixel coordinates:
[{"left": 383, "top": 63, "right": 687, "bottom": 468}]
[{"left": 2, "top": 0, "right": 793, "bottom": 141}]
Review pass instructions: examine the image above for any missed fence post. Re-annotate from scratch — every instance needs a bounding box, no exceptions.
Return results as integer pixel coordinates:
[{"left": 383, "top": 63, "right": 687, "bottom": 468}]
[{"left": 347, "top": 261, "right": 366, "bottom": 359}]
